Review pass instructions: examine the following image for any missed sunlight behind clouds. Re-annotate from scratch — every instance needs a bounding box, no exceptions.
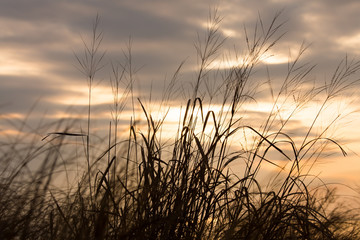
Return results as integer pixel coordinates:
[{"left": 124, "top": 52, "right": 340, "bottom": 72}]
[
  {"left": 1, "top": 0, "right": 360, "bottom": 194},
  {"left": 336, "top": 33, "right": 360, "bottom": 54},
  {"left": 202, "top": 52, "right": 289, "bottom": 70},
  {"left": 260, "top": 53, "right": 289, "bottom": 65},
  {"left": 0, "top": 52, "right": 45, "bottom": 76},
  {"left": 49, "top": 85, "right": 116, "bottom": 106},
  {"left": 221, "top": 28, "right": 237, "bottom": 37}
]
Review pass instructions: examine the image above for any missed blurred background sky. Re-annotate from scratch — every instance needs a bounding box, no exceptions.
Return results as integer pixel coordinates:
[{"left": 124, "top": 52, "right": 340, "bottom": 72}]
[{"left": 1, "top": 0, "right": 360, "bottom": 192}]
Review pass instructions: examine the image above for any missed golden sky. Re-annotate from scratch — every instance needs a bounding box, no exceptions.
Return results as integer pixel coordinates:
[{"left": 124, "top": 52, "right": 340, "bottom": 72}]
[{"left": 1, "top": 0, "right": 360, "bottom": 192}]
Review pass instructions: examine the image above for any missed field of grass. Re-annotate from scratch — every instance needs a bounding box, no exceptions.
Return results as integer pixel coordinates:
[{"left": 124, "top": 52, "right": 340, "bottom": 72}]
[{"left": 1, "top": 10, "right": 360, "bottom": 239}]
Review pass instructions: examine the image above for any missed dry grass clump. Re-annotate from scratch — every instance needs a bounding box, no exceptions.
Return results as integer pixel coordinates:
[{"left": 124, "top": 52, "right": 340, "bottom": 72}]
[{"left": 1, "top": 9, "right": 360, "bottom": 240}]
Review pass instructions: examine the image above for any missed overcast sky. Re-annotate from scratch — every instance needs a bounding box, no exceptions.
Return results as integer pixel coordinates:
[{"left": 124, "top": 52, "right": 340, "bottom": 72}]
[{"left": 1, "top": 0, "right": 360, "bottom": 190}]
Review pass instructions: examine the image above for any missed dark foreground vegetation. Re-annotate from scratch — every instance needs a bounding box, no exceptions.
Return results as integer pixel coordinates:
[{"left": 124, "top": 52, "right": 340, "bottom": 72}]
[{"left": 1, "top": 10, "right": 360, "bottom": 239}]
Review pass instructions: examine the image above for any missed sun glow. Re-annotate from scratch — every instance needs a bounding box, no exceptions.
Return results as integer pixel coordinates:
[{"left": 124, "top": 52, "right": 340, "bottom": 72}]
[
  {"left": 260, "top": 53, "right": 289, "bottom": 65},
  {"left": 0, "top": 51, "right": 54, "bottom": 76},
  {"left": 337, "top": 33, "right": 360, "bottom": 53},
  {"left": 51, "top": 85, "right": 116, "bottom": 106},
  {"left": 0, "top": 129, "right": 21, "bottom": 136},
  {"left": 205, "top": 59, "right": 245, "bottom": 69},
  {"left": 222, "top": 28, "right": 237, "bottom": 37},
  {"left": 0, "top": 113, "right": 25, "bottom": 119},
  {"left": 203, "top": 52, "right": 289, "bottom": 70},
  {"left": 0, "top": 58, "right": 43, "bottom": 76}
]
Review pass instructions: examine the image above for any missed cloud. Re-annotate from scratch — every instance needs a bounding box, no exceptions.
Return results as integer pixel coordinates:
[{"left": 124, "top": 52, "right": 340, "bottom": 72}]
[{"left": 1, "top": 0, "right": 360, "bottom": 186}]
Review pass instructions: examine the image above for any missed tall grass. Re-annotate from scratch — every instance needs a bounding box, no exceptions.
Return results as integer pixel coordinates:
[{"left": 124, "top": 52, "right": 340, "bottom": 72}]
[{"left": 1, "top": 9, "right": 360, "bottom": 239}]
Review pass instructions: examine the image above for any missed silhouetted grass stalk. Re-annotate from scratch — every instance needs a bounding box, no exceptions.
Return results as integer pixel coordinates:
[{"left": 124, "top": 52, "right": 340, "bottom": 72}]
[
  {"left": 74, "top": 14, "right": 105, "bottom": 205},
  {"left": 2, "top": 9, "right": 360, "bottom": 240}
]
